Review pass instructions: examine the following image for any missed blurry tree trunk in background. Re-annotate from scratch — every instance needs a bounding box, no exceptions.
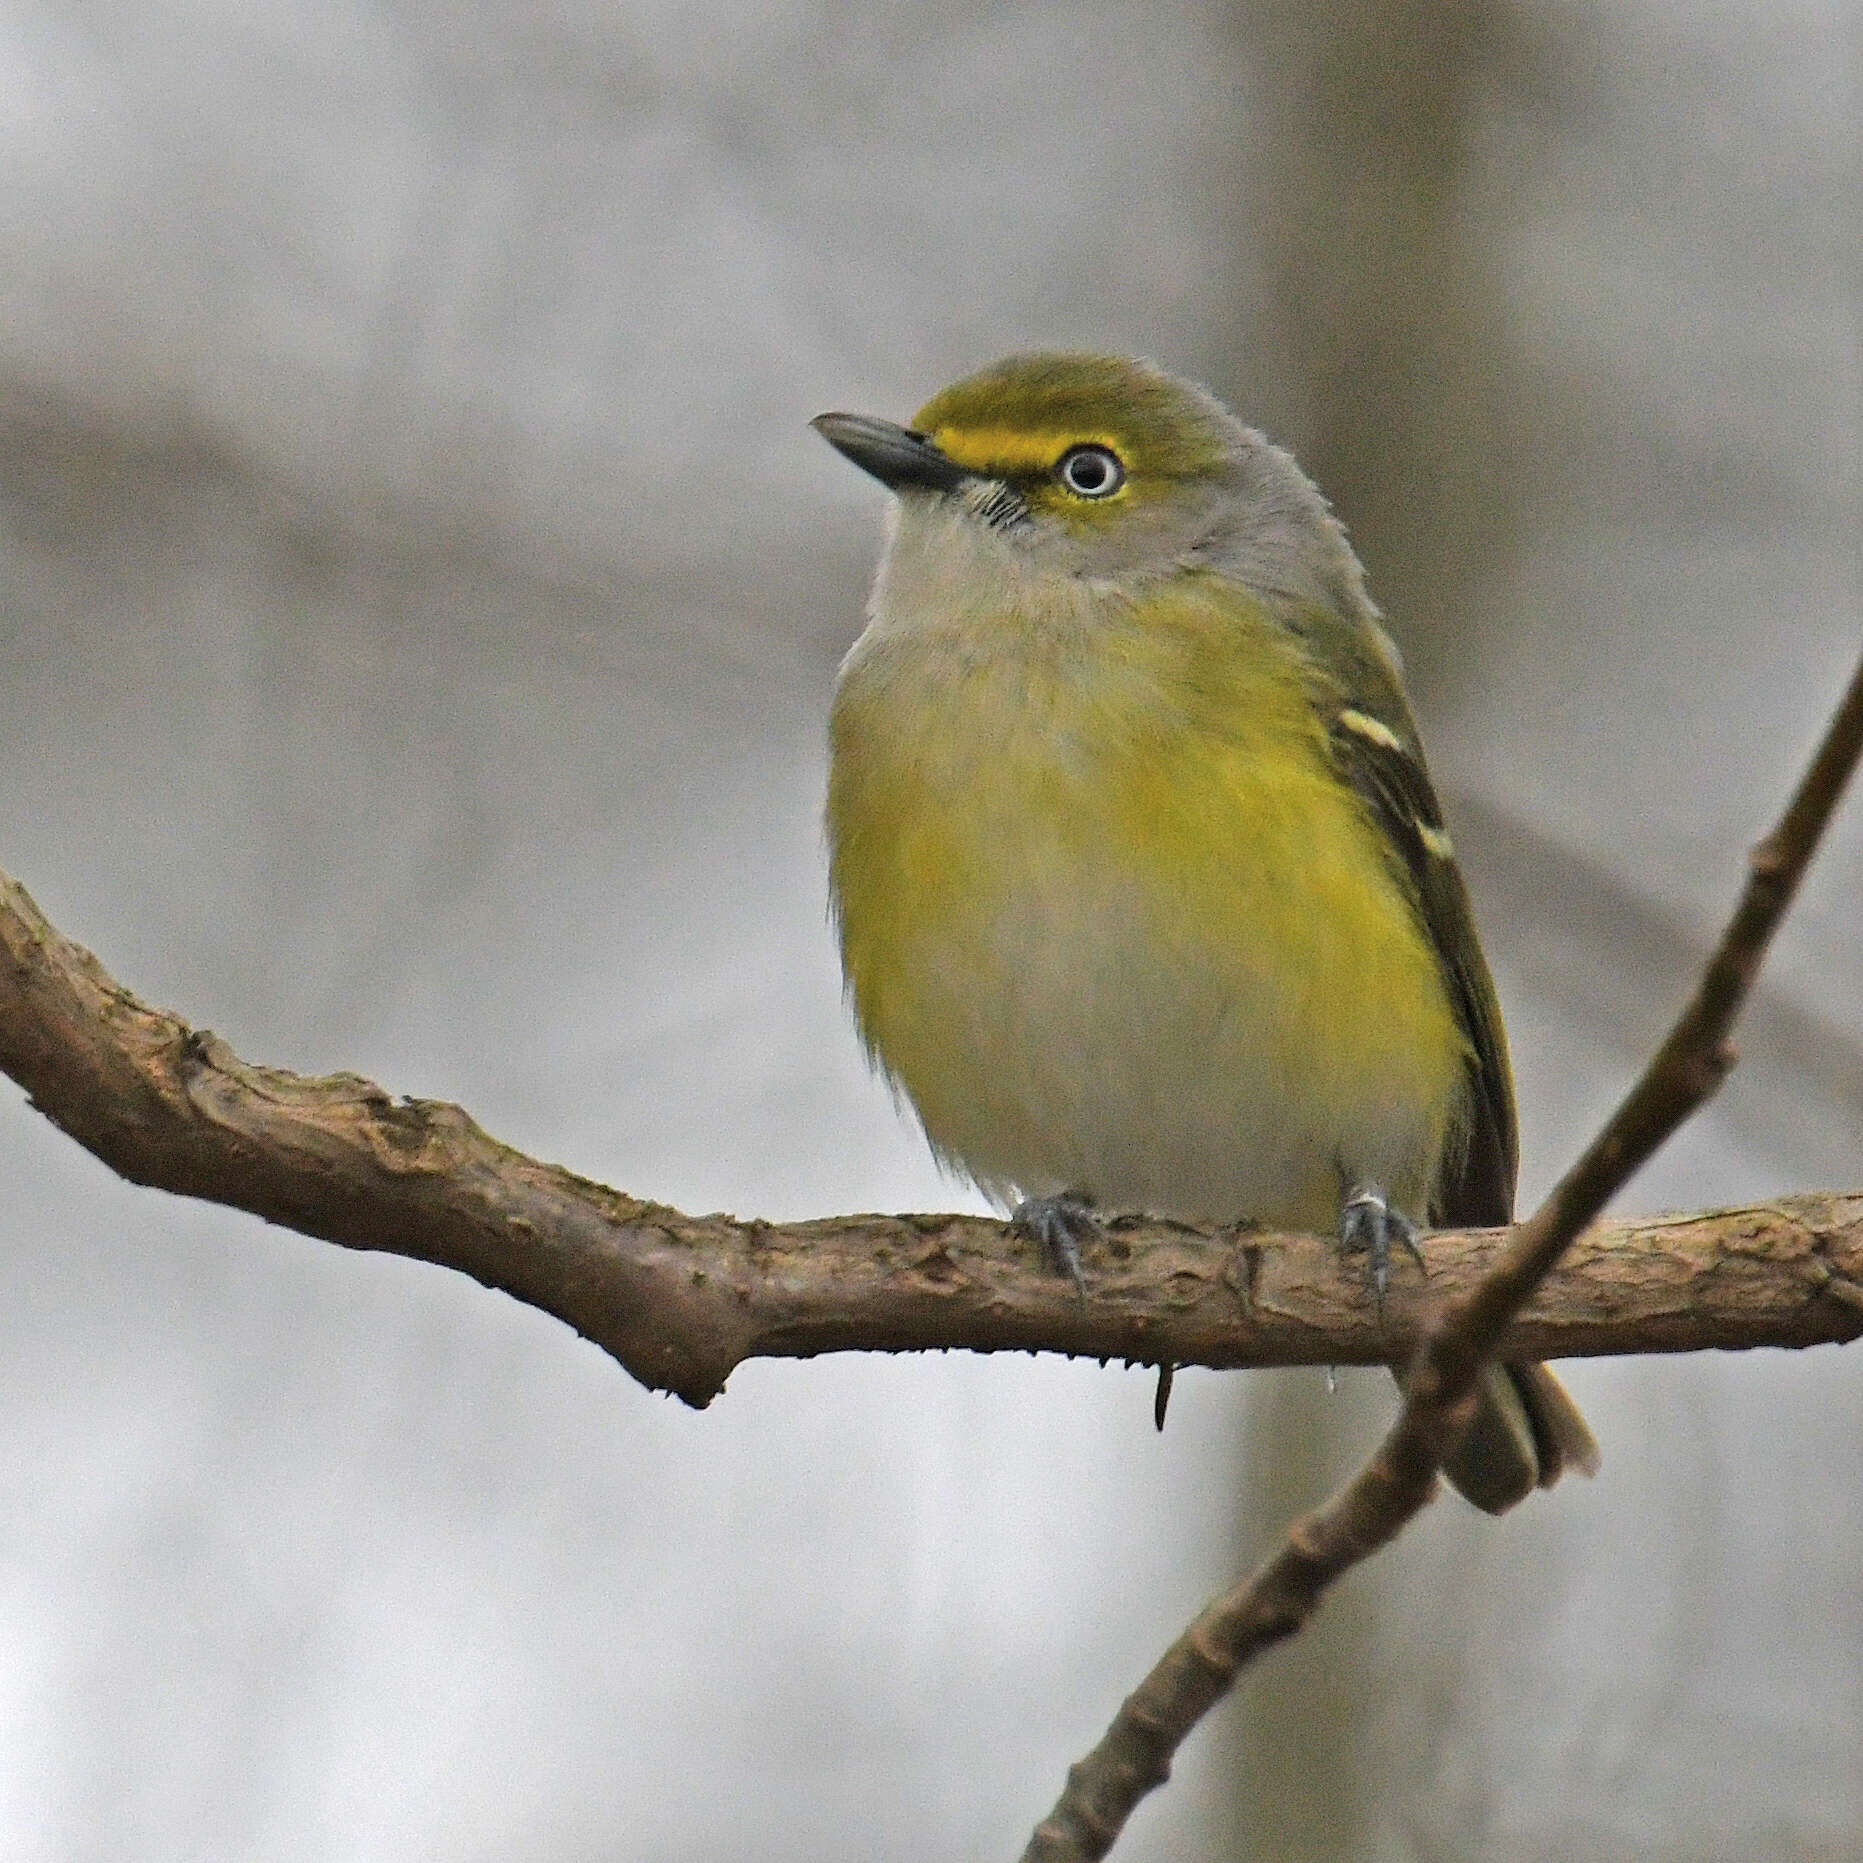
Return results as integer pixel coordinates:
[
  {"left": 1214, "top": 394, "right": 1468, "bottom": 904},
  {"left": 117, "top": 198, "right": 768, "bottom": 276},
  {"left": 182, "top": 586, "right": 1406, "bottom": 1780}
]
[
  {"left": 1225, "top": 0, "right": 1569, "bottom": 700},
  {"left": 1216, "top": 5, "right": 1554, "bottom": 1853},
  {"left": 1204, "top": 1369, "right": 1386, "bottom": 1861}
]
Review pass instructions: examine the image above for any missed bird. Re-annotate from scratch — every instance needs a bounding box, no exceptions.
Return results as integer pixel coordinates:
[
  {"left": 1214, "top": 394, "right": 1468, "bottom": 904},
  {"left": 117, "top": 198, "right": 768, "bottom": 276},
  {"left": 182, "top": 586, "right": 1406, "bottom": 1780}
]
[{"left": 812, "top": 352, "right": 1598, "bottom": 1513}]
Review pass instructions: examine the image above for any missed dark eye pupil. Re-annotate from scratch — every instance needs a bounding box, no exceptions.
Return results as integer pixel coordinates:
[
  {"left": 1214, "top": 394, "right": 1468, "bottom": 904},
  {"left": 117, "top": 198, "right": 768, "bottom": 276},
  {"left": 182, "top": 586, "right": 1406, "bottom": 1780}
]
[{"left": 1060, "top": 446, "right": 1122, "bottom": 496}]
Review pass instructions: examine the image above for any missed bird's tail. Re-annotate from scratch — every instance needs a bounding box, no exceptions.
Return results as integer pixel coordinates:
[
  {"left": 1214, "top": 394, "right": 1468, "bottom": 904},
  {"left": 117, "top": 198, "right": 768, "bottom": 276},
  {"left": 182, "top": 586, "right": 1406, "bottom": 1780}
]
[{"left": 1440, "top": 1361, "right": 1601, "bottom": 1516}]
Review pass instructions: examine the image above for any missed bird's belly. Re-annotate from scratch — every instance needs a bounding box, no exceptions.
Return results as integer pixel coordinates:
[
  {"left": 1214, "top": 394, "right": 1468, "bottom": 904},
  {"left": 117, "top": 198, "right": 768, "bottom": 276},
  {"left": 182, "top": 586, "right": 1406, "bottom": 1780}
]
[
  {"left": 877, "top": 895, "right": 1414, "bottom": 1228},
  {"left": 828, "top": 609, "right": 1468, "bottom": 1231},
  {"left": 840, "top": 779, "right": 1464, "bottom": 1230}
]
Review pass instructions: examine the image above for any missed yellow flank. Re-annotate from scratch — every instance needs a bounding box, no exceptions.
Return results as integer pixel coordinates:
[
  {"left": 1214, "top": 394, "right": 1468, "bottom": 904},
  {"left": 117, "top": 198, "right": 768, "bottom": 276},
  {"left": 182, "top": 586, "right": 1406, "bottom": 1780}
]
[{"left": 827, "top": 571, "right": 1470, "bottom": 1229}]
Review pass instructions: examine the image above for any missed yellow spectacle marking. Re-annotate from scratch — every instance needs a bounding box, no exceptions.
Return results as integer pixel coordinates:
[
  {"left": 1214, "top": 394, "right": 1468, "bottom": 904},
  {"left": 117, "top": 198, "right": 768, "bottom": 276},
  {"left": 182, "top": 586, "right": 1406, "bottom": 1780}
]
[
  {"left": 927, "top": 426, "right": 1126, "bottom": 477},
  {"left": 1336, "top": 708, "right": 1404, "bottom": 753}
]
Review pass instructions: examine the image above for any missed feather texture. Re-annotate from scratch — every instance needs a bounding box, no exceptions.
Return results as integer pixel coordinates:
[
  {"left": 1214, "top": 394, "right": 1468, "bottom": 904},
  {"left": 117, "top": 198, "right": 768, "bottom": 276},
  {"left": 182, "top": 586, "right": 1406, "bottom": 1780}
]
[{"left": 819, "top": 352, "right": 1597, "bottom": 1510}]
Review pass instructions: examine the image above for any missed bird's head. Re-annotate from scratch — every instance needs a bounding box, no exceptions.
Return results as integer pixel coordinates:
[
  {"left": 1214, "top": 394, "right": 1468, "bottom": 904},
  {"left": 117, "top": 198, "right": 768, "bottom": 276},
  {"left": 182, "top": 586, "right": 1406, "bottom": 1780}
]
[{"left": 813, "top": 352, "right": 1366, "bottom": 608}]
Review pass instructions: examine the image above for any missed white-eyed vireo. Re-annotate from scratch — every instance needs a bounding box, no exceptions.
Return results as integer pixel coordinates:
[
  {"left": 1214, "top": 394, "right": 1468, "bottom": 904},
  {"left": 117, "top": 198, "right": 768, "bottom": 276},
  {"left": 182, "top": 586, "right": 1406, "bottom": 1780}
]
[{"left": 813, "top": 353, "right": 1597, "bottom": 1513}]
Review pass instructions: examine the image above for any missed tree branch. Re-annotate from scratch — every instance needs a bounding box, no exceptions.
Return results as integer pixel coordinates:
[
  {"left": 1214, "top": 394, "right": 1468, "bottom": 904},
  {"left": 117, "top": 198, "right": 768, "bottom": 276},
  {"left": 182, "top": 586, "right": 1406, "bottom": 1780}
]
[
  {"left": 1021, "top": 646, "right": 1863, "bottom": 1862},
  {"left": 3, "top": 868, "right": 1861, "bottom": 1400}
]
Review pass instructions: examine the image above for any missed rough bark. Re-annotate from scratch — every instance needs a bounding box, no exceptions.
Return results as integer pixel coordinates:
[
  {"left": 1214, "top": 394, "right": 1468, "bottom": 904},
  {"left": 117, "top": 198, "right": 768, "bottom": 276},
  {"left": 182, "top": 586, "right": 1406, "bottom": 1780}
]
[{"left": 5, "top": 868, "right": 1861, "bottom": 1410}]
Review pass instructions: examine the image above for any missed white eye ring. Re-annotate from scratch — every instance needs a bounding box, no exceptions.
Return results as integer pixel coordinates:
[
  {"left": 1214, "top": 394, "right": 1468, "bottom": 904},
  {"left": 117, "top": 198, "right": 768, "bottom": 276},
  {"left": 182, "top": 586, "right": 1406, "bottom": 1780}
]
[{"left": 1056, "top": 444, "right": 1125, "bottom": 498}]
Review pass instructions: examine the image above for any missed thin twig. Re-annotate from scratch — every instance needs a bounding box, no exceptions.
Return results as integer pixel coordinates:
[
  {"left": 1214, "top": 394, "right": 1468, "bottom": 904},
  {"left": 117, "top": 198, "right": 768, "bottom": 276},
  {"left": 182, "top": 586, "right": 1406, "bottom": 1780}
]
[{"left": 1021, "top": 646, "right": 1863, "bottom": 1862}]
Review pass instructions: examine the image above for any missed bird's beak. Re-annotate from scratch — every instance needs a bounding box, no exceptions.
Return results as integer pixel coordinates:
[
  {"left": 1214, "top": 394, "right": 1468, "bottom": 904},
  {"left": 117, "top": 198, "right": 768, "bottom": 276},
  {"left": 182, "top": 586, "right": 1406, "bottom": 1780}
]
[{"left": 811, "top": 412, "right": 977, "bottom": 495}]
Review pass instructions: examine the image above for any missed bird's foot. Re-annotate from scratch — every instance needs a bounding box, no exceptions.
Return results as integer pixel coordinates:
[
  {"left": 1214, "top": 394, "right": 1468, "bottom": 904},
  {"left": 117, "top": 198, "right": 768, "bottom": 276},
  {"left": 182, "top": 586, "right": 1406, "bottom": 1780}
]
[
  {"left": 1337, "top": 1182, "right": 1425, "bottom": 1312},
  {"left": 1010, "top": 1190, "right": 1101, "bottom": 1298}
]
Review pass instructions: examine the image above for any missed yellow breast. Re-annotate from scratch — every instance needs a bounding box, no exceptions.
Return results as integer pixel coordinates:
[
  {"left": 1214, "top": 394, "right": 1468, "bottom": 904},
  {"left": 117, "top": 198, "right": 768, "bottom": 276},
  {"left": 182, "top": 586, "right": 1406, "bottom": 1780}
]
[{"left": 826, "top": 570, "right": 1468, "bottom": 1229}]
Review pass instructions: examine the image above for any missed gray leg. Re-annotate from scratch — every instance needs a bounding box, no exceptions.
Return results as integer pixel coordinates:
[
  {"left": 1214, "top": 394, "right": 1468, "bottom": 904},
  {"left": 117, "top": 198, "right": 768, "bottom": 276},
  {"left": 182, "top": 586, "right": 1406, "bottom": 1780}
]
[
  {"left": 1009, "top": 1190, "right": 1101, "bottom": 1298},
  {"left": 1337, "top": 1181, "right": 1425, "bottom": 1309}
]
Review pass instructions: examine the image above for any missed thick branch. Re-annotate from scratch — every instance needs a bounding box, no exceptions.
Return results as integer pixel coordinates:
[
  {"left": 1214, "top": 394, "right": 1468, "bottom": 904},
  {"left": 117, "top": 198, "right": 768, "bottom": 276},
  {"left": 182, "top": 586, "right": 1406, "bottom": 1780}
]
[
  {"left": 3, "top": 869, "right": 1861, "bottom": 1401},
  {"left": 1021, "top": 647, "right": 1863, "bottom": 1862}
]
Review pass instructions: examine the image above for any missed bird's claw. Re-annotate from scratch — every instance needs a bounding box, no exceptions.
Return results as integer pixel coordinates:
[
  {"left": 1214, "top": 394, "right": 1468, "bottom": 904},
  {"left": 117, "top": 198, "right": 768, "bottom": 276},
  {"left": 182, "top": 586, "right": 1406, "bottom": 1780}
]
[
  {"left": 1337, "top": 1183, "right": 1424, "bottom": 1313},
  {"left": 1010, "top": 1191, "right": 1101, "bottom": 1298}
]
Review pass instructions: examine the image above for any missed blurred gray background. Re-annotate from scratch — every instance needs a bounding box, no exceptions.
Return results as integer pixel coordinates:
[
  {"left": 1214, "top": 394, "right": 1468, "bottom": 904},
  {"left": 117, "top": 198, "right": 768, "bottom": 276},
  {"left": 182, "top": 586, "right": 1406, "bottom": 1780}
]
[{"left": 0, "top": 2, "right": 1858, "bottom": 1858}]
